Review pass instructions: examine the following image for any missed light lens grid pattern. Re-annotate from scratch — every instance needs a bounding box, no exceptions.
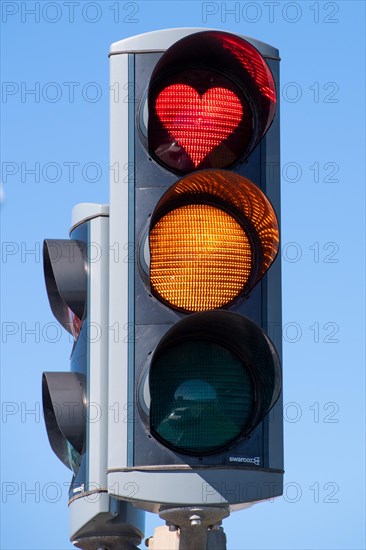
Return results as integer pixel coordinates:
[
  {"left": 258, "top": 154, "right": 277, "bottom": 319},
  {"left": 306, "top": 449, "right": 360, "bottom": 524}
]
[
  {"left": 156, "top": 84, "right": 243, "bottom": 168},
  {"left": 150, "top": 341, "right": 254, "bottom": 454},
  {"left": 150, "top": 203, "right": 252, "bottom": 312},
  {"left": 149, "top": 170, "right": 279, "bottom": 312}
]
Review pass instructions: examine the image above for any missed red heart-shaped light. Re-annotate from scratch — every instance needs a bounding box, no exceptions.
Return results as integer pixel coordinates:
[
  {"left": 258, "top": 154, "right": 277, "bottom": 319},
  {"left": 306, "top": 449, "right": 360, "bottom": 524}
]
[{"left": 155, "top": 84, "right": 243, "bottom": 167}]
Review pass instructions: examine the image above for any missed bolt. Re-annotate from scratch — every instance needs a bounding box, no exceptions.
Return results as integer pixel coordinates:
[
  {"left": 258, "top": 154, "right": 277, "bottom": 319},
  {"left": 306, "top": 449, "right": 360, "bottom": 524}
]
[
  {"left": 165, "top": 521, "right": 178, "bottom": 531},
  {"left": 189, "top": 514, "right": 202, "bottom": 526}
]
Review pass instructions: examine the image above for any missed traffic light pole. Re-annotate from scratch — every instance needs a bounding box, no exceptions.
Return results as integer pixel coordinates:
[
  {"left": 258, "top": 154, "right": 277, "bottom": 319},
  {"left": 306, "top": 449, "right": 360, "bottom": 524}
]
[
  {"left": 72, "top": 507, "right": 229, "bottom": 550},
  {"left": 146, "top": 506, "right": 230, "bottom": 550},
  {"left": 74, "top": 515, "right": 228, "bottom": 550}
]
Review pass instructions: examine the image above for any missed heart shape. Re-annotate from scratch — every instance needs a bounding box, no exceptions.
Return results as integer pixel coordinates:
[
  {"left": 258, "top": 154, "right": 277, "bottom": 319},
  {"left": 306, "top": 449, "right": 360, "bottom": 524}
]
[{"left": 156, "top": 84, "right": 243, "bottom": 167}]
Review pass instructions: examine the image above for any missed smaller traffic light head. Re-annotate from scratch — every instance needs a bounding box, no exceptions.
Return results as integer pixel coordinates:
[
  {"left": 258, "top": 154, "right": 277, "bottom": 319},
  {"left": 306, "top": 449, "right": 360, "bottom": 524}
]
[
  {"left": 148, "top": 30, "right": 276, "bottom": 174},
  {"left": 42, "top": 372, "right": 86, "bottom": 472},
  {"left": 148, "top": 170, "right": 279, "bottom": 313}
]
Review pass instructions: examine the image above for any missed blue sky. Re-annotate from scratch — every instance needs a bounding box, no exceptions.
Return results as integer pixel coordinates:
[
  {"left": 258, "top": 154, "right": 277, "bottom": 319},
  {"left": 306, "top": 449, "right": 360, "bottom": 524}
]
[{"left": 1, "top": 1, "right": 365, "bottom": 549}]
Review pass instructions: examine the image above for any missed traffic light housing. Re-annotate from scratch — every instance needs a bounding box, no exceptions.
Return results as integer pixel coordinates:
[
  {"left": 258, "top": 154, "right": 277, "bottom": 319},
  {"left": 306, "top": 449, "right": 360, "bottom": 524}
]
[
  {"left": 42, "top": 204, "right": 144, "bottom": 546},
  {"left": 108, "top": 29, "right": 283, "bottom": 512}
]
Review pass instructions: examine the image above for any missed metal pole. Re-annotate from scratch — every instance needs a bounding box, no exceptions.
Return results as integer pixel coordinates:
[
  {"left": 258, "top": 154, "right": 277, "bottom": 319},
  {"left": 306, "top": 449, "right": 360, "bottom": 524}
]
[
  {"left": 207, "top": 525, "right": 227, "bottom": 550},
  {"left": 159, "top": 506, "right": 230, "bottom": 550}
]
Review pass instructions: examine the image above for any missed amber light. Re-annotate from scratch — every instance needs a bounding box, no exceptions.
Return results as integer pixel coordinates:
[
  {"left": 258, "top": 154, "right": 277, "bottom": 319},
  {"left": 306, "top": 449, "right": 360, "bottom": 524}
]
[
  {"left": 150, "top": 204, "right": 252, "bottom": 312},
  {"left": 155, "top": 84, "right": 243, "bottom": 169},
  {"left": 149, "top": 170, "right": 279, "bottom": 313}
]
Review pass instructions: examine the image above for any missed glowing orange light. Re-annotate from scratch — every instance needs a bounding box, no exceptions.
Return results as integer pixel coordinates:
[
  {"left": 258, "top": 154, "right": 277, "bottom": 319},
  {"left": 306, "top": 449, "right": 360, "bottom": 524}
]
[
  {"left": 149, "top": 170, "right": 279, "bottom": 313},
  {"left": 155, "top": 85, "right": 243, "bottom": 167},
  {"left": 150, "top": 204, "right": 252, "bottom": 312}
]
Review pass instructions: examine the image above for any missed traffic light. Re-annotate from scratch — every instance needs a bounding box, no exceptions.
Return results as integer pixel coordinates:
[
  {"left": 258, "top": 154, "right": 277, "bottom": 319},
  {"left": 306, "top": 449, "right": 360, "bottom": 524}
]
[
  {"left": 42, "top": 204, "right": 144, "bottom": 547},
  {"left": 42, "top": 217, "right": 90, "bottom": 481},
  {"left": 108, "top": 28, "right": 283, "bottom": 513}
]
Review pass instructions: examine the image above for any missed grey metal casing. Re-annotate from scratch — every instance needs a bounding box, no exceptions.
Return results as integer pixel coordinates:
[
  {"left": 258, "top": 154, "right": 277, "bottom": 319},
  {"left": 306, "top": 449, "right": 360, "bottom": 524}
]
[
  {"left": 67, "top": 206, "right": 110, "bottom": 540},
  {"left": 67, "top": 205, "right": 109, "bottom": 505},
  {"left": 65, "top": 206, "right": 142, "bottom": 543},
  {"left": 107, "top": 29, "right": 283, "bottom": 513},
  {"left": 42, "top": 203, "right": 145, "bottom": 543}
]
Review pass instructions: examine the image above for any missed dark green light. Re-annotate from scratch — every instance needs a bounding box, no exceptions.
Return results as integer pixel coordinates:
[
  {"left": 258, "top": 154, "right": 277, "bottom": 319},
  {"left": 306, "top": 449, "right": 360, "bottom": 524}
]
[{"left": 150, "top": 341, "right": 253, "bottom": 454}]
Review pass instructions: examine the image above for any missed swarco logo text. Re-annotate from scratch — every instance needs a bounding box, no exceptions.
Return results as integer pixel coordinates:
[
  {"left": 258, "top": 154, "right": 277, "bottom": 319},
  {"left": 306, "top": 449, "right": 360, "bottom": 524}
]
[{"left": 229, "top": 456, "right": 261, "bottom": 466}]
